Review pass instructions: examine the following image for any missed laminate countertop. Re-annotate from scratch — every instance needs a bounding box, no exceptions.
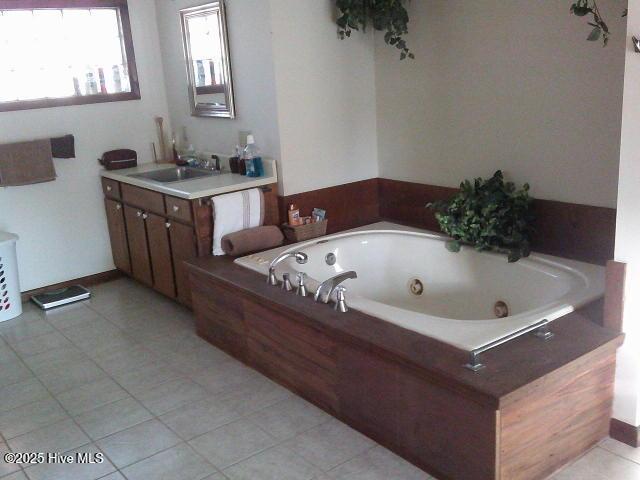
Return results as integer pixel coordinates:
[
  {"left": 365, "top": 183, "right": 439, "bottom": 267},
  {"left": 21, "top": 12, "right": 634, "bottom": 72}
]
[{"left": 100, "top": 159, "right": 278, "bottom": 200}]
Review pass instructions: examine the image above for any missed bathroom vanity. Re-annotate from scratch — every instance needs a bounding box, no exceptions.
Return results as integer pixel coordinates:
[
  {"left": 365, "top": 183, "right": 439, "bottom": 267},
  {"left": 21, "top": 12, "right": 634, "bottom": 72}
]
[{"left": 100, "top": 162, "right": 278, "bottom": 306}]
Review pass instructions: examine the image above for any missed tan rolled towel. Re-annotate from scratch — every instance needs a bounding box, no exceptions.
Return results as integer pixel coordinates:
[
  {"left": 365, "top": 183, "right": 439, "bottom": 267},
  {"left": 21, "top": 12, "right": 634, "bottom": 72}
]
[{"left": 221, "top": 226, "right": 284, "bottom": 257}]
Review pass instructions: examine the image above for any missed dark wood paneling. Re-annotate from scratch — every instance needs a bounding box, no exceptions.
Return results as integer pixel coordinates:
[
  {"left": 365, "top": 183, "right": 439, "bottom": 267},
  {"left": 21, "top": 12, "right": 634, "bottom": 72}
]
[
  {"left": 378, "top": 178, "right": 616, "bottom": 265},
  {"left": 500, "top": 349, "right": 616, "bottom": 480},
  {"left": 279, "top": 179, "right": 380, "bottom": 234},
  {"left": 610, "top": 418, "right": 640, "bottom": 448},
  {"left": 169, "top": 221, "right": 198, "bottom": 307},
  {"left": 146, "top": 213, "right": 175, "bottom": 298},
  {"left": 104, "top": 199, "right": 130, "bottom": 274},
  {"left": 123, "top": 205, "right": 152, "bottom": 287},
  {"left": 20, "top": 270, "right": 122, "bottom": 301},
  {"left": 121, "top": 184, "right": 165, "bottom": 216},
  {"left": 604, "top": 261, "right": 626, "bottom": 332}
]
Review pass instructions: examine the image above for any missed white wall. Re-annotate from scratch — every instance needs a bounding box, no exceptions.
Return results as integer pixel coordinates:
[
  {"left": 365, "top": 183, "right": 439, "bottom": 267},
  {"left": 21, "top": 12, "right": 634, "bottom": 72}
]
[
  {"left": 269, "top": 0, "right": 378, "bottom": 195},
  {"left": 613, "top": 0, "right": 640, "bottom": 427},
  {"left": 155, "top": 0, "right": 281, "bottom": 170},
  {"left": 0, "top": 0, "right": 170, "bottom": 292},
  {"left": 375, "top": 0, "right": 626, "bottom": 208}
]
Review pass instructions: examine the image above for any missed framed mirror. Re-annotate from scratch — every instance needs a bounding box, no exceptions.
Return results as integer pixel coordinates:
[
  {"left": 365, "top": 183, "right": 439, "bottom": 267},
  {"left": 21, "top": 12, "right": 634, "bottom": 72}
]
[{"left": 180, "top": 1, "right": 235, "bottom": 118}]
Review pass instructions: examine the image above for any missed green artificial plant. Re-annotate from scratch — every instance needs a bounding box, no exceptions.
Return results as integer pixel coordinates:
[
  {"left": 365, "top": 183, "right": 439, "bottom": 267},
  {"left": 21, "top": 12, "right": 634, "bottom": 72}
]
[
  {"left": 570, "top": 0, "right": 627, "bottom": 46},
  {"left": 336, "top": 0, "right": 414, "bottom": 60},
  {"left": 427, "top": 171, "right": 534, "bottom": 263}
]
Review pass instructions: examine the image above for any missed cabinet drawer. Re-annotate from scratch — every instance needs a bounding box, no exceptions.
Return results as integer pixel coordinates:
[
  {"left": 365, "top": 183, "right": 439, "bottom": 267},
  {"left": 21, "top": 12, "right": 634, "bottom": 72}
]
[
  {"left": 121, "top": 184, "right": 165, "bottom": 215},
  {"left": 165, "top": 196, "right": 193, "bottom": 224},
  {"left": 102, "top": 178, "right": 121, "bottom": 199}
]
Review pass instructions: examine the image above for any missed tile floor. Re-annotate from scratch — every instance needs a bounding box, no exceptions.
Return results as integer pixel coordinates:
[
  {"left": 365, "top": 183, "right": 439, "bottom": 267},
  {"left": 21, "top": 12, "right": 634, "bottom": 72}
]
[{"left": 0, "top": 277, "right": 636, "bottom": 480}]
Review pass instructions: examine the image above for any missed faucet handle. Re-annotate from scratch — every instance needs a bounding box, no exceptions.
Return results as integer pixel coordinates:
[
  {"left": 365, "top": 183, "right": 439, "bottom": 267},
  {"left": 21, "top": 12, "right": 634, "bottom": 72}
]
[
  {"left": 296, "top": 272, "right": 308, "bottom": 297},
  {"left": 281, "top": 273, "right": 293, "bottom": 292},
  {"left": 334, "top": 286, "right": 349, "bottom": 313}
]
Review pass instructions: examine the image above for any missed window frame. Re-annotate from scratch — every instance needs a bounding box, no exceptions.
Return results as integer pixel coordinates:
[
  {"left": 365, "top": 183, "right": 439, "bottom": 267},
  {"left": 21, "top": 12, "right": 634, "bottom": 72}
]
[{"left": 0, "top": 0, "right": 141, "bottom": 112}]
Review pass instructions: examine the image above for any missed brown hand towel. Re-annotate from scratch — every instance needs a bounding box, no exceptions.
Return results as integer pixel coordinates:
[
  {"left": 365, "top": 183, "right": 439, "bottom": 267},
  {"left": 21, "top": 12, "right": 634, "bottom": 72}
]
[
  {"left": 221, "top": 226, "right": 285, "bottom": 257},
  {"left": 50, "top": 134, "right": 75, "bottom": 158},
  {"left": 0, "top": 139, "right": 56, "bottom": 187}
]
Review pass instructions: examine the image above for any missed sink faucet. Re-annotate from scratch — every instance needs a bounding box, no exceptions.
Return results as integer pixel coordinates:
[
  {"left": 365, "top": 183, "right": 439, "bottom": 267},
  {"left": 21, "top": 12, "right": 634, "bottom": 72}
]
[
  {"left": 267, "top": 251, "right": 308, "bottom": 286},
  {"left": 314, "top": 271, "right": 358, "bottom": 304}
]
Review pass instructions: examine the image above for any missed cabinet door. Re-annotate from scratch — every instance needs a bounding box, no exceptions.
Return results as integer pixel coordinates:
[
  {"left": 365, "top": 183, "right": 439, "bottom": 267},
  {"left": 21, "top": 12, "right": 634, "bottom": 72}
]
[
  {"left": 123, "top": 205, "right": 153, "bottom": 287},
  {"left": 146, "top": 213, "right": 176, "bottom": 298},
  {"left": 104, "top": 199, "right": 131, "bottom": 274},
  {"left": 168, "top": 221, "right": 197, "bottom": 306}
]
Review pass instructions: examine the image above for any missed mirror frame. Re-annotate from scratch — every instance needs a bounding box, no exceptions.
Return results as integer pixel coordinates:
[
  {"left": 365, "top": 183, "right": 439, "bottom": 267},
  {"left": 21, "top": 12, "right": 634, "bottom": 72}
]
[{"left": 180, "top": 1, "right": 235, "bottom": 119}]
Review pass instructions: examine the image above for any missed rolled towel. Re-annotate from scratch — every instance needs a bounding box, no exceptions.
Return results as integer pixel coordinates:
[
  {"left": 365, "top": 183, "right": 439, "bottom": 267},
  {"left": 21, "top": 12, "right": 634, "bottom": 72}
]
[
  {"left": 221, "top": 226, "right": 284, "bottom": 257},
  {"left": 212, "top": 188, "right": 264, "bottom": 256}
]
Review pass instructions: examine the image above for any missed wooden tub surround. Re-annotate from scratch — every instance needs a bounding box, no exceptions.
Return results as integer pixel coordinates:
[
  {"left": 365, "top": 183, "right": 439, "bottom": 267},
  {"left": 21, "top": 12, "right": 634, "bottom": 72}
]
[{"left": 186, "top": 256, "right": 623, "bottom": 480}]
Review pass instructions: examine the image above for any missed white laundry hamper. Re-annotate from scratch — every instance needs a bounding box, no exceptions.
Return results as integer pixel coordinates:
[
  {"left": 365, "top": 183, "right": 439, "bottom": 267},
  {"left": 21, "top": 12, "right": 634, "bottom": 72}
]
[{"left": 0, "top": 232, "right": 22, "bottom": 322}]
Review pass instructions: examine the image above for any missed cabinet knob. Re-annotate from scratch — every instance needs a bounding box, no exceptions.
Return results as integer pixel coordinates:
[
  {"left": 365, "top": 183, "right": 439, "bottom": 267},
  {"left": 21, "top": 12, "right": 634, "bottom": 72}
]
[
  {"left": 116, "top": 204, "right": 121, "bottom": 210},
  {"left": 172, "top": 205, "right": 180, "bottom": 212},
  {"left": 136, "top": 211, "right": 142, "bottom": 217},
  {"left": 142, "top": 213, "right": 148, "bottom": 220},
  {"left": 165, "top": 222, "right": 171, "bottom": 229},
  {"left": 106, "top": 185, "right": 112, "bottom": 192}
]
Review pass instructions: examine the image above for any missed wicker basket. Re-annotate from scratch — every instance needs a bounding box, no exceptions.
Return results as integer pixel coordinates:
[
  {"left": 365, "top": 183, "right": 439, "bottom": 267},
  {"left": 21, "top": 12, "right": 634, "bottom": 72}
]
[{"left": 282, "top": 220, "right": 328, "bottom": 242}]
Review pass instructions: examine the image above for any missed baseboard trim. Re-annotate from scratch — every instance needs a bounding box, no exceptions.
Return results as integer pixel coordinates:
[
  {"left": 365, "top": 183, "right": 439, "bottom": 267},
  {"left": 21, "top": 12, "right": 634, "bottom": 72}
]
[
  {"left": 21, "top": 270, "right": 123, "bottom": 303},
  {"left": 610, "top": 418, "right": 640, "bottom": 448}
]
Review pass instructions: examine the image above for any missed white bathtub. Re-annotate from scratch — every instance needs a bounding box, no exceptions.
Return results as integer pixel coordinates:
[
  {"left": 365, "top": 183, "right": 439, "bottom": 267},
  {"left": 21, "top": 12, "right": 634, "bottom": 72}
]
[{"left": 235, "top": 222, "right": 605, "bottom": 351}]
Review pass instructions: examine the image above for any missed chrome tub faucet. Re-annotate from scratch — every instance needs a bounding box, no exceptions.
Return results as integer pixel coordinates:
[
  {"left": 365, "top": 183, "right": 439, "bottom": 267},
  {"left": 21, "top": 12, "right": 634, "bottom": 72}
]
[
  {"left": 314, "top": 271, "right": 358, "bottom": 305},
  {"left": 267, "top": 251, "right": 308, "bottom": 286}
]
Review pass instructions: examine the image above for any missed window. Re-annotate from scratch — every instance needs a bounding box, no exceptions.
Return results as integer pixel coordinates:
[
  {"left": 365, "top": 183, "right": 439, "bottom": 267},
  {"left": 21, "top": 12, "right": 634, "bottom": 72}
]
[{"left": 0, "top": 0, "right": 140, "bottom": 112}]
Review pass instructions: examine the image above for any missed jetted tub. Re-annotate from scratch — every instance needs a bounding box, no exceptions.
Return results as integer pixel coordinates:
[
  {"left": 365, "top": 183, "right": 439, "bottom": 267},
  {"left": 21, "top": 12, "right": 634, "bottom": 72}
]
[{"left": 235, "top": 222, "right": 605, "bottom": 351}]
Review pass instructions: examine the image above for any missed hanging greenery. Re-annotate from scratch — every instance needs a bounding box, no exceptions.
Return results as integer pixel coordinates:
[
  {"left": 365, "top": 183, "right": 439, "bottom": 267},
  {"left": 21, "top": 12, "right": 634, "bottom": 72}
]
[
  {"left": 570, "top": 0, "right": 627, "bottom": 46},
  {"left": 336, "top": 0, "right": 414, "bottom": 60}
]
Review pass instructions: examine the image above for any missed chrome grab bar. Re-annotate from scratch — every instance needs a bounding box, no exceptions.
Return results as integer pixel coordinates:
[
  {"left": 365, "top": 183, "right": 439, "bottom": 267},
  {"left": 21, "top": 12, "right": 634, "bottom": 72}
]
[{"left": 464, "top": 319, "right": 554, "bottom": 372}]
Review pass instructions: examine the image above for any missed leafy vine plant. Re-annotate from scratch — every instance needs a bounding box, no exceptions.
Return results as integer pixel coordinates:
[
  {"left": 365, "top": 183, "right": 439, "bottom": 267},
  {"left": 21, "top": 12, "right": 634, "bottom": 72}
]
[
  {"left": 336, "top": 0, "right": 414, "bottom": 60},
  {"left": 570, "top": 0, "right": 627, "bottom": 46}
]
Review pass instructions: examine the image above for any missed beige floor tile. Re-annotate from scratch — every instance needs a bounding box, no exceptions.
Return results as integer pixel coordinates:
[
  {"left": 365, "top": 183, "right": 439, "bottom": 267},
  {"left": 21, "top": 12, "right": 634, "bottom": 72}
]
[
  {"left": 223, "top": 445, "right": 319, "bottom": 480},
  {"left": 8, "top": 418, "right": 89, "bottom": 455},
  {"left": 44, "top": 303, "right": 103, "bottom": 330},
  {"left": 0, "top": 361, "right": 33, "bottom": 389},
  {"left": 600, "top": 436, "right": 640, "bottom": 464},
  {"left": 190, "top": 360, "right": 263, "bottom": 396},
  {"left": 285, "top": 419, "right": 376, "bottom": 471},
  {"left": 188, "top": 419, "right": 277, "bottom": 469},
  {"left": 91, "top": 344, "right": 162, "bottom": 376},
  {"left": 248, "top": 396, "right": 332, "bottom": 441},
  {"left": 36, "top": 359, "right": 106, "bottom": 395},
  {"left": 74, "top": 397, "right": 152, "bottom": 440},
  {"left": 0, "top": 320, "right": 55, "bottom": 345},
  {"left": 0, "top": 379, "right": 49, "bottom": 413},
  {"left": 159, "top": 396, "right": 242, "bottom": 440},
  {"left": 133, "top": 377, "right": 209, "bottom": 416},
  {"left": 552, "top": 446, "right": 640, "bottom": 479},
  {"left": 218, "top": 377, "right": 292, "bottom": 416},
  {"left": 110, "top": 362, "right": 183, "bottom": 394},
  {"left": 1, "top": 471, "right": 29, "bottom": 480},
  {"left": 121, "top": 443, "right": 217, "bottom": 480},
  {"left": 24, "top": 443, "right": 115, "bottom": 480},
  {"left": 0, "top": 397, "right": 67, "bottom": 439},
  {"left": 22, "top": 346, "right": 88, "bottom": 375},
  {"left": 55, "top": 378, "right": 129, "bottom": 416},
  {"left": 329, "top": 446, "right": 432, "bottom": 480},
  {"left": 0, "top": 441, "right": 21, "bottom": 477},
  {"left": 11, "top": 331, "right": 72, "bottom": 357},
  {"left": 96, "top": 419, "right": 181, "bottom": 468},
  {"left": 61, "top": 321, "right": 137, "bottom": 356}
]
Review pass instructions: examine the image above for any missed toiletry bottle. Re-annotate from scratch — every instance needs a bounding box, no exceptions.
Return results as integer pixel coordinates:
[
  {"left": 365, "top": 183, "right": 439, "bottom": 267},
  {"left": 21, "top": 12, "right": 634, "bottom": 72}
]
[
  {"left": 288, "top": 204, "right": 301, "bottom": 226},
  {"left": 242, "top": 135, "right": 263, "bottom": 178},
  {"left": 229, "top": 145, "right": 241, "bottom": 174}
]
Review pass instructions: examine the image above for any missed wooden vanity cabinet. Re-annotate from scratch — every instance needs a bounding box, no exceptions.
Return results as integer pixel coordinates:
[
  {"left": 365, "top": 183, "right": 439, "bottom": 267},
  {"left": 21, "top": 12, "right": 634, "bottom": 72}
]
[
  {"left": 102, "top": 178, "right": 279, "bottom": 307},
  {"left": 123, "top": 205, "right": 153, "bottom": 287},
  {"left": 104, "top": 198, "right": 131, "bottom": 274}
]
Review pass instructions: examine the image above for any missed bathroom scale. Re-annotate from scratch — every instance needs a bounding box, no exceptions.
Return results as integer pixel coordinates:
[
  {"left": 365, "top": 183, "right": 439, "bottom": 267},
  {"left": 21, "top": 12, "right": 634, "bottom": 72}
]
[{"left": 31, "top": 285, "right": 91, "bottom": 310}]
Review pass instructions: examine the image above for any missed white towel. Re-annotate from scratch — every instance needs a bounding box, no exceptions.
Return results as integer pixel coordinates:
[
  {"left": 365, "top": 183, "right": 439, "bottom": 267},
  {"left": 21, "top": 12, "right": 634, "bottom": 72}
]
[{"left": 212, "top": 188, "right": 264, "bottom": 256}]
